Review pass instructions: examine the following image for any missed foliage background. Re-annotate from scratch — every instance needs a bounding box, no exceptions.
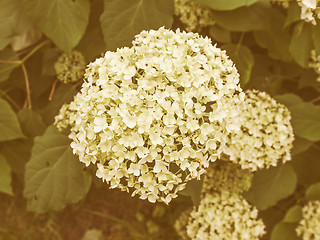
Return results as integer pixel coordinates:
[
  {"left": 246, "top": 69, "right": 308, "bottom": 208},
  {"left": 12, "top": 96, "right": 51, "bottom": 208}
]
[{"left": 0, "top": 0, "right": 320, "bottom": 239}]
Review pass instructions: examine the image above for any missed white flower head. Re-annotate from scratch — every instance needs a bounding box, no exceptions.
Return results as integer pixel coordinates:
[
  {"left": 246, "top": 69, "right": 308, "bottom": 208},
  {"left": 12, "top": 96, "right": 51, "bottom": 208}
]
[
  {"left": 186, "top": 192, "right": 265, "bottom": 240},
  {"left": 174, "top": 0, "right": 215, "bottom": 31},
  {"left": 296, "top": 200, "right": 320, "bottom": 240},
  {"left": 54, "top": 27, "right": 243, "bottom": 204},
  {"left": 297, "top": 0, "right": 320, "bottom": 25},
  {"left": 223, "top": 89, "right": 294, "bottom": 171}
]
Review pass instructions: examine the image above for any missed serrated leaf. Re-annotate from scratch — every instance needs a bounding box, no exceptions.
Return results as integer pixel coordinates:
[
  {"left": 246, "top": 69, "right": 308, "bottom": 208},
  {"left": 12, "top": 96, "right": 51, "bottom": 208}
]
[
  {"left": 290, "top": 102, "right": 320, "bottom": 142},
  {"left": 192, "top": 0, "right": 259, "bottom": 11},
  {"left": 270, "top": 222, "right": 300, "bottom": 240},
  {"left": 23, "top": 0, "right": 90, "bottom": 53},
  {"left": 283, "top": 205, "right": 302, "bottom": 223},
  {"left": 179, "top": 177, "right": 203, "bottom": 207},
  {"left": 290, "top": 147, "right": 320, "bottom": 186},
  {"left": 289, "top": 22, "right": 313, "bottom": 67},
  {"left": 23, "top": 126, "right": 91, "bottom": 213},
  {"left": 306, "top": 182, "right": 320, "bottom": 201},
  {"left": 0, "top": 48, "right": 19, "bottom": 83},
  {"left": 0, "top": 98, "right": 25, "bottom": 141},
  {"left": 0, "top": 154, "right": 13, "bottom": 196},
  {"left": 18, "top": 108, "right": 46, "bottom": 138},
  {"left": 0, "top": 0, "right": 32, "bottom": 50},
  {"left": 222, "top": 44, "right": 254, "bottom": 86},
  {"left": 100, "top": 0, "right": 174, "bottom": 51},
  {"left": 212, "top": 2, "right": 271, "bottom": 32},
  {"left": 244, "top": 165, "right": 297, "bottom": 210}
]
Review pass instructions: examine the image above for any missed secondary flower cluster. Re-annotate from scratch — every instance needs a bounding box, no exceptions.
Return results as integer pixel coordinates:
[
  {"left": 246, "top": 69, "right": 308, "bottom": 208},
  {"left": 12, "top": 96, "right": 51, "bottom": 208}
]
[
  {"left": 186, "top": 191, "right": 265, "bottom": 240},
  {"left": 309, "top": 49, "right": 320, "bottom": 82},
  {"left": 174, "top": 0, "right": 215, "bottom": 31},
  {"left": 55, "top": 27, "right": 243, "bottom": 204},
  {"left": 174, "top": 160, "right": 263, "bottom": 240},
  {"left": 54, "top": 50, "right": 86, "bottom": 84},
  {"left": 296, "top": 200, "right": 320, "bottom": 240},
  {"left": 223, "top": 89, "right": 294, "bottom": 171},
  {"left": 297, "top": 0, "right": 320, "bottom": 25}
]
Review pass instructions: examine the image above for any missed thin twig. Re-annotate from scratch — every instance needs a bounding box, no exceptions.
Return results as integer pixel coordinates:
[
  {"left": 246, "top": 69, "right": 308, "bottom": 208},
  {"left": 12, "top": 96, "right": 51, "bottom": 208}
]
[
  {"left": 309, "top": 95, "right": 320, "bottom": 104},
  {"left": 21, "top": 63, "right": 32, "bottom": 108},
  {"left": 48, "top": 79, "right": 59, "bottom": 101},
  {"left": 0, "top": 89, "right": 21, "bottom": 110}
]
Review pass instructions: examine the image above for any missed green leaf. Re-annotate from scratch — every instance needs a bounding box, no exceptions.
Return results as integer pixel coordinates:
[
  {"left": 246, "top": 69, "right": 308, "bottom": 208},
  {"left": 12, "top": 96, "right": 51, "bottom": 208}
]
[
  {"left": 0, "top": 0, "right": 32, "bottom": 50},
  {"left": 0, "top": 48, "right": 19, "bottom": 83},
  {"left": 306, "top": 182, "right": 320, "bottom": 201},
  {"left": 289, "top": 22, "right": 313, "bottom": 67},
  {"left": 312, "top": 24, "right": 320, "bottom": 55},
  {"left": 100, "top": 0, "right": 174, "bottom": 51},
  {"left": 209, "top": 25, "right": 231, "bottom": 43},
  {"left": 253, "top": 8, "right": 292, "bottom": 62},
  {"left": 290, "top": 102, "right": 320, "bottom": 142},
  {"left": 270, "top": 222, "right": 300, "bottom": 240},
  {"left": 283, "top": 205, "right": 302, "bottom": 223},
  {"left": 284, "top": 1, "right": 301, "bottom": 28},
  {"left": 291, "top": 136, "right": 312, "bottom": 155},
  {"left": 77, "top": 0, "right": 106, "bottom": 62},
  {"left": 0, "top": 98, "right": 25, "bottom": 142},
  {"left": 290, "top": 147, "right": 320, "bottom": 186},
  {"left": 298, "top": 69, "right": 320, "bottom": 89},
  {"left": 18, "top": 108, "right": 46, "bottom": 138},
  {"left": 23, "top": 126, "right": 91, "bottom": 213},
  {"left": 0, "top": 154, "right": 13, "bottom": 196},
  {"left": 23, "top": 0, "right": 90, "bottom": 53},
  {"left": 244, "top": 165, "right": 297, "bottom": 210},
  {"left": 192, "top": 0, "right": 259, "bottom": 11},
  {"left": 1, "top": 139, "right": 33, "bottom": 177},
  {"left": 179, "top": 177, "right": 203, "bottom": 207},
  {"left": 274, "top": 93, "right": 303, "bottom": 107},
  {"left": 212, "top": 2, "right": 271, "bottom": 32},
  {"left": 222, "top": 44, "right": 254, "bottom": 86}
]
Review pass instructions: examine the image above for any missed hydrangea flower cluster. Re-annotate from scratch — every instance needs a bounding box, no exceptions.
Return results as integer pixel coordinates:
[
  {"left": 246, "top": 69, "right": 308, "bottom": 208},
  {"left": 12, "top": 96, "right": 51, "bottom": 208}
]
[
  {"left": 174, "top": 0, "right": 215, "bottom": 31},
  {"left": 296, "top": 200, "right": 320, "bottom": 240},
  {"left": 223, "top": 89, "right": 294, "bottom": 171},
  {"left": 297, "top": 0, "right": 320, "bottom": 25},
  {"left": 186, "top": 191, "right": 265, "bottom": 240},
  {"left": 55, "top": 27, "right": 243, "bottom": 204},
  {"left": 54, "top": 50, "right": 86, "bottom": 84},
  {"left": 201, "top": 160, "right": 253, "bottom": 195},
  {"left": 309, "top": 50, "right": 320, "bottom": 82}
]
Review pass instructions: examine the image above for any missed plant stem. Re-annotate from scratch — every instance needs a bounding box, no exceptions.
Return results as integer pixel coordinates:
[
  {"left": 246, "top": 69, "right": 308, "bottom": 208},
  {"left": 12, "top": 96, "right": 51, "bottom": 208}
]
[
  {"left": 0, "top": 40, "right": 50, "bottom": 75},
  {"left": 309, "top": 95, "right": 320, "bottom": 104},
  {"left": 0, "top": 89, "right": 21, "bottom": 110},
  {"left": 21, "top": 63, "right": 32, "bottom": 108}
]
